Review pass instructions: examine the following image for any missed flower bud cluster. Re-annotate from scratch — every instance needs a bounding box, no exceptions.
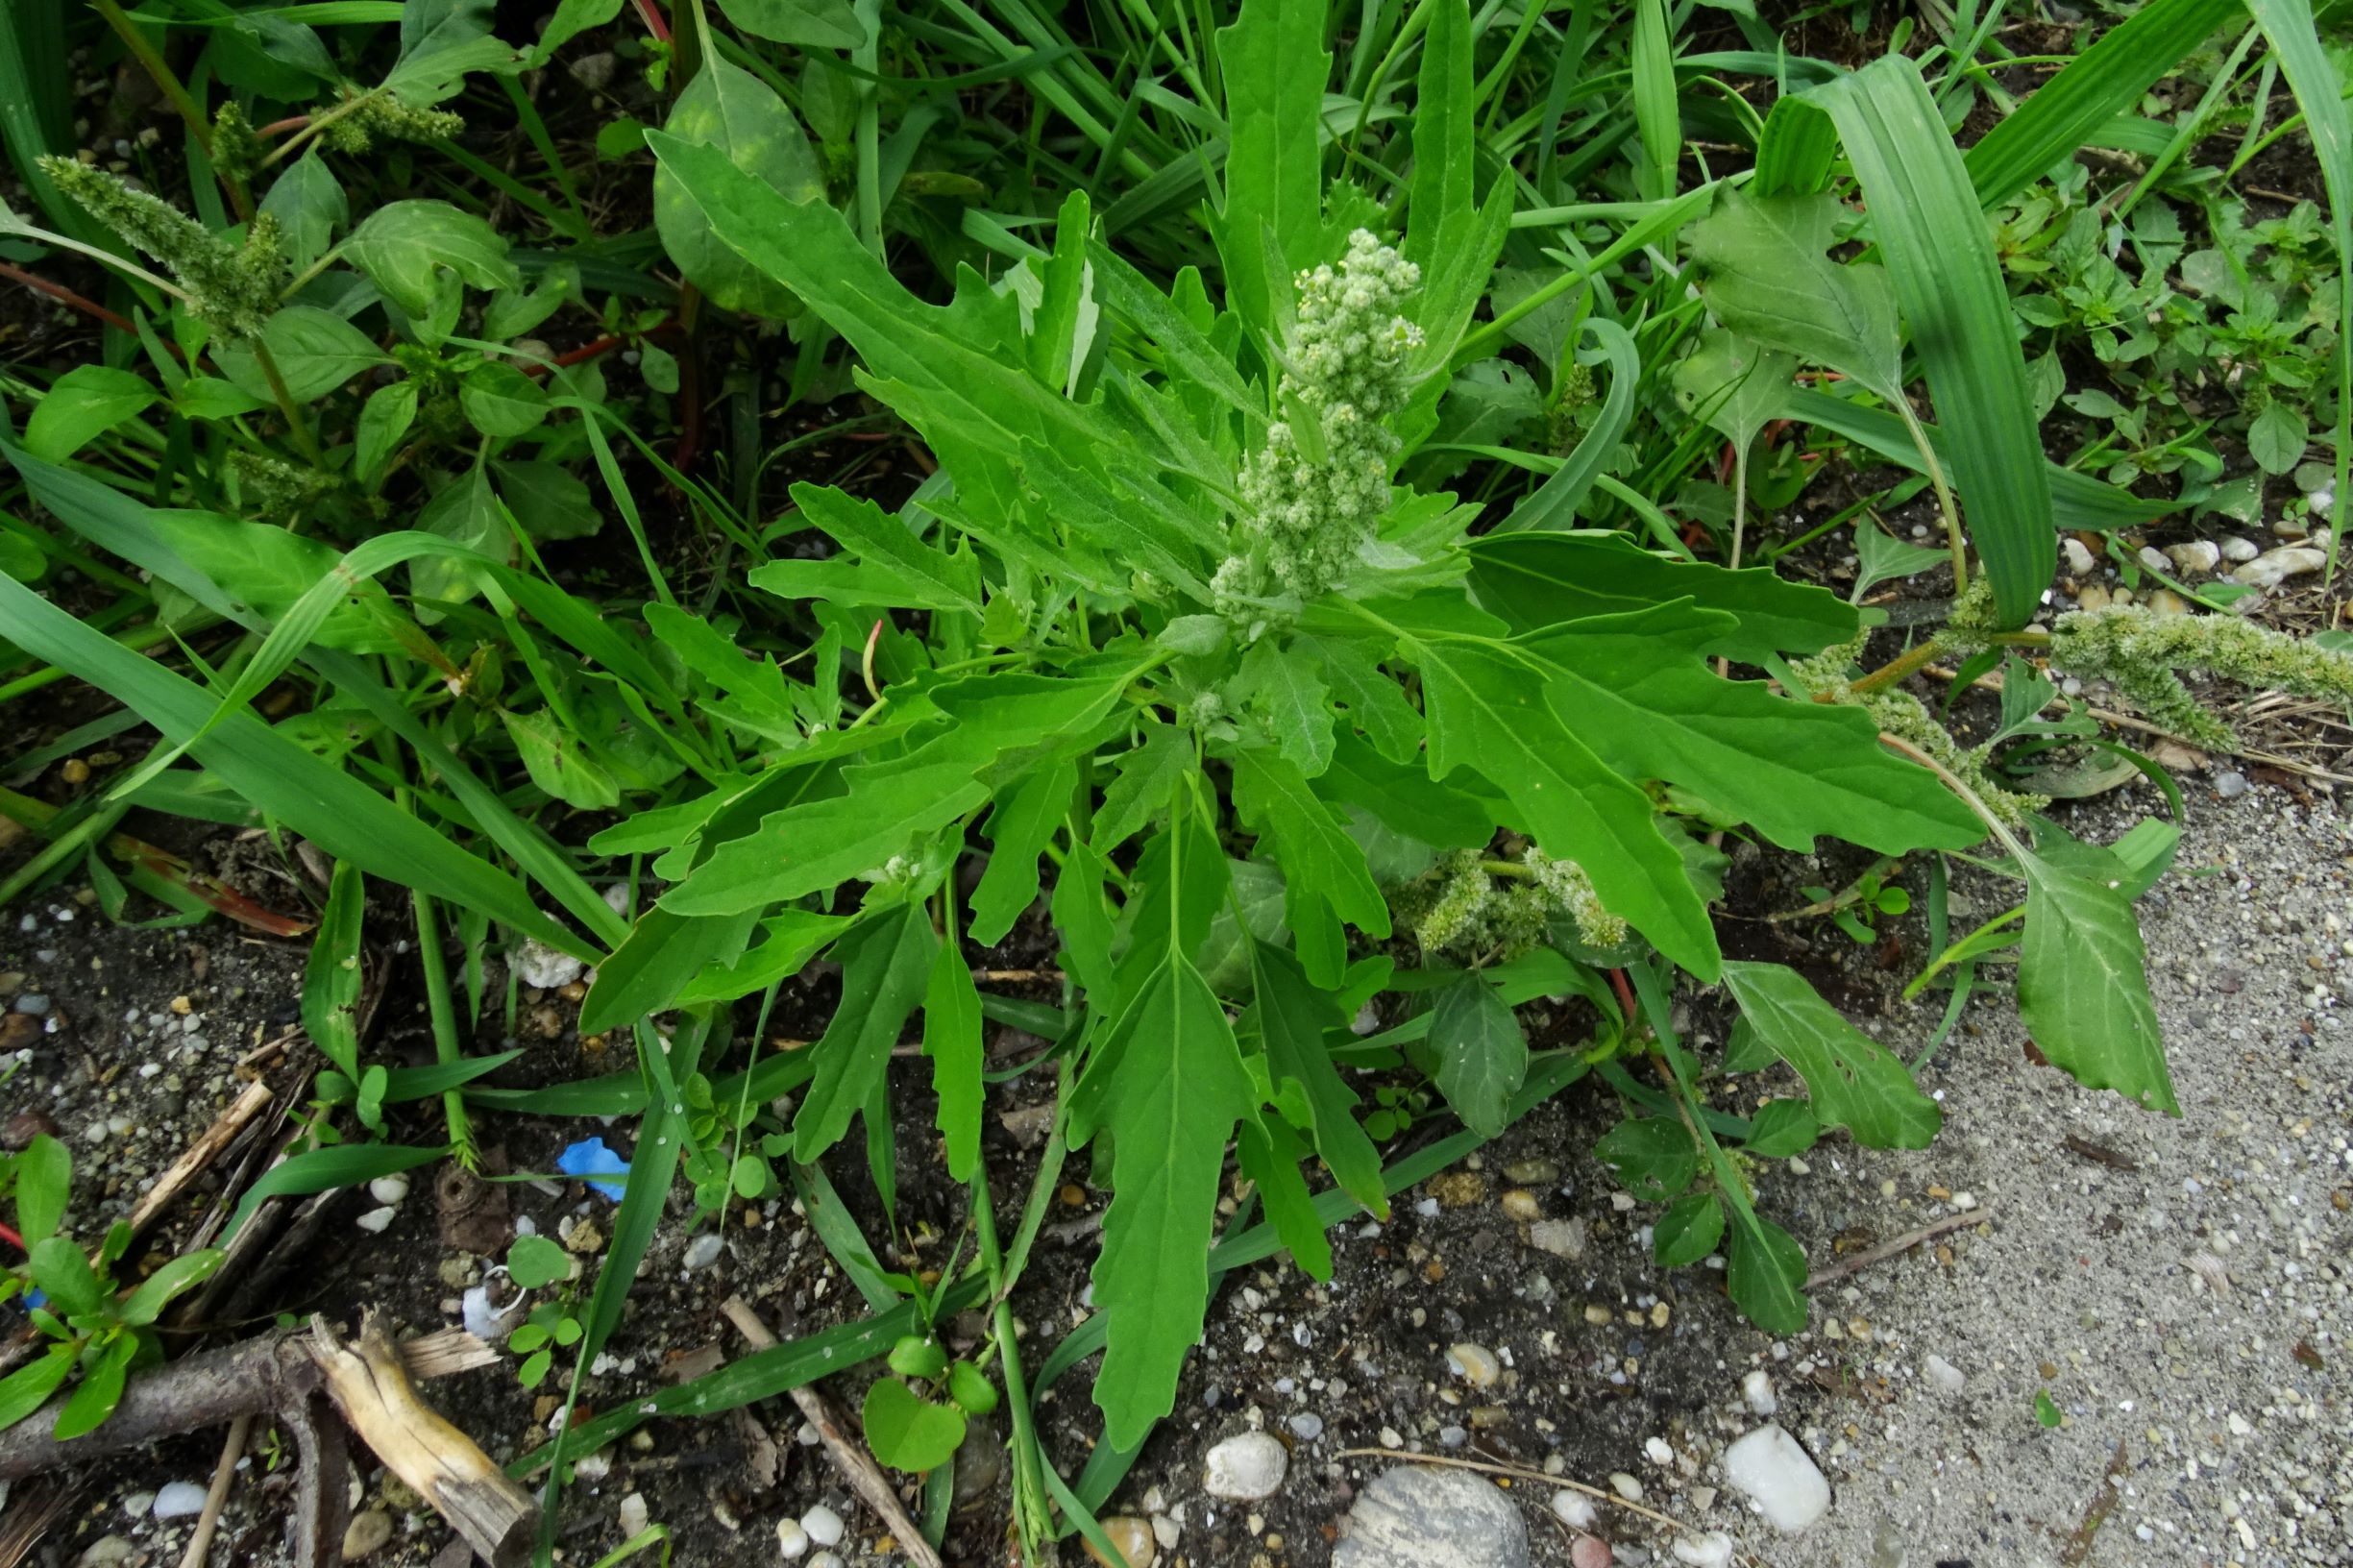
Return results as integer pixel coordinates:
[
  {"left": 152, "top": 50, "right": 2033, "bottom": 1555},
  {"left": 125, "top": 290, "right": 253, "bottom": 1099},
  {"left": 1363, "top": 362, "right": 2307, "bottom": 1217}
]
[
  {"left": 1525, "top": 849, "right": 1628, "bottom": 948},
  {"left": 1214, "top": 231, "right": 1423, "bottom": 620},
  {"left": 1401, "top": 845, "right": 1628, "bottom": 961},
  {"left": 40, "top": 157, "right": 287, "bottom": 339}
]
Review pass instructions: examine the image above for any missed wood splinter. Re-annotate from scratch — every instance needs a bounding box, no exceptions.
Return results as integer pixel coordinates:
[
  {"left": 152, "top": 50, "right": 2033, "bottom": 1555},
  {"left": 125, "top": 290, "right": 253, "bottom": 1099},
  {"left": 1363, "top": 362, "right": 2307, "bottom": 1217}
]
[{"left": 306, "top": 1314, "right": 539, "bottom": 1568}]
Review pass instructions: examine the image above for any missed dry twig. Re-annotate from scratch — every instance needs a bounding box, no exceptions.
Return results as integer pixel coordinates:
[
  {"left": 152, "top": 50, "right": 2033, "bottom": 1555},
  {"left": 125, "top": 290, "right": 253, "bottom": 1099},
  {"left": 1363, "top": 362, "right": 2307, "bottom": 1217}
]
[
  {"left": 1805, "top": 1208, "right": 1991, "bottom": 1288},
  {"left": 720, "top": 1294, "right": 942, "bottom": 1568}
]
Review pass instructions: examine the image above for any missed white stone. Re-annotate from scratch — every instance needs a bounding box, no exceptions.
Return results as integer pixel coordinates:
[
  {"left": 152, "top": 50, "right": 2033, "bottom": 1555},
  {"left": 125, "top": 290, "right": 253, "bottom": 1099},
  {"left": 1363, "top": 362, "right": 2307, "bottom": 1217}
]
[
  {"left": 799, "top": 1505, "right": 845, "bottom": 1547},
  {"left": 355, "top": 1206, "right": 397, "bottom": 1234},
  {"left": 807, "top": 1555, "right": 844, "bottom": 1568},
  {"left": 1608, "top": 1472, "right": 1644, "bottom": 1502},
  {"left": 682, "top": 1233, "right": 724, "bottom": 1271},
  {"left": 1672, "top": 1533, "right": 1737, "bottom": 1567},
  {"left": 775, "top": 1519, "right": 810, "bottom": 1559},
  {"left": 513, "top": 937, "right": 586, "bottom": 991},
  {"left": 1644, "top": 1436, "right": 1675, "bottom": 1466},
  {"left": 1923, "top": 1354, "right": 1966, "bottom": 1394},
  {"left": 1722, "top": 1425, "right": 1831, "bottom": 1532},
  {"left": 151, "top": 1482, "right": 209, "bottom": 1519},
  {"left": 2136, "top": 545, "right": 2170, "bottom": 575},
  {"left": 2166, "top": 541, "right": 2220, "bottom": 575},
  {"left": 1203, "top": 1431, "right": 1288, "bottom": 1500},
  {"left": 2220, "top": 536, "right": 2261, "bottom": 562},
  {"left": 2061, "top": 538, "right": 2096, "bottom": 576},
  {"left": 618, "top": 1493, "right": 650, "bottom": 1537},
  {"left": 1550, "top": 1490, "right": 1598, "bottom": 1530},
  {"left": 1741, "top": 1369, "right": 1778, "bottom": 1415},
  {"left": 1446, "top": 1342, "right": 1500, "bottom": 1389},
  {"left": 2231, "top": 545, "right": 2328, "bottom": 588},
  {"left": 368, "top": 1173, "right": 410, "bottom": 1206}
]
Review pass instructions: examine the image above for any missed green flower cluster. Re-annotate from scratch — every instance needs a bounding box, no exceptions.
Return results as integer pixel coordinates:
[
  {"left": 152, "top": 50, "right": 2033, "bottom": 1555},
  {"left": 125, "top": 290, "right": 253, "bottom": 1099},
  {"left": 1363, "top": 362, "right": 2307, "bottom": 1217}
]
[
  {"left": 40, "top": 157, "right": 286, "bottom": 339},
  {"left": 319, "top": 91, "right": 466, "bottom": 155},
  {"left": 2048, "top": 602, "right": 2353, "bottom": 749},
  {"left": 1213, "top": 230, "right": 1423, "bottom": 624},
  {"left": 1400, "top": 845, "right": 1625, "bottom": 961},
  {"left": 1788, "top": 626, "right": 2045, "bottom": 826}
]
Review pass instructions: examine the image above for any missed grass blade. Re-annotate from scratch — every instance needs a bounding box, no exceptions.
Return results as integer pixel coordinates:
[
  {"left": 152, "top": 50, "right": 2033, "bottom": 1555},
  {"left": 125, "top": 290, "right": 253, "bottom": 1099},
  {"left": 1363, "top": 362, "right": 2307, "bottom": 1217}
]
[
  {"left": 1630, "top": 0, "right": 1680, "bottom": 200},
  {"left": 2242, "top": 0, "right": 2353, "bottom": 576},
  {"left": 1965, "top": 0, "right": 2243, "bottom": 208},
  {"left": 0, "top": 571, "right": 588, "bottom": 955},
  {"left": 1811, "top": 56, "right": 2052, "bottom": 627}
]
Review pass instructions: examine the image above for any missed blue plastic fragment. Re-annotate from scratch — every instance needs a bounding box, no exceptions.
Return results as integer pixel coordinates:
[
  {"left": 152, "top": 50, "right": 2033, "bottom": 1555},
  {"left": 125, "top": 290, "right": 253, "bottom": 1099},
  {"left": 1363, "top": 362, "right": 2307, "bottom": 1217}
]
[{"left": 557, "top": 1136, "right": 630, "bottom": 1200}]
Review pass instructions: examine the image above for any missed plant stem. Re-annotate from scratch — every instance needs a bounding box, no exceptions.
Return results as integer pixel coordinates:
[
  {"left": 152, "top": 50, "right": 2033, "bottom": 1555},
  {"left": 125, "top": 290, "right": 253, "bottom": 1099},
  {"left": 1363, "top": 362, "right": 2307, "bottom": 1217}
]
[
  {"left": 1843, "top": 636, "right": 1945, "bottom": 698},
  {"left": 408, "top": 884, "right": 478, "bottom": 1171},
  {"left": 1877, "top": 730, "right": 2028, "bottom": 861},
  {"left": 1892, "top": 397, "right": 1969, "bottom": 593},
  {"left": 0, "top": 261, "right": 136, "bottom": 334},
  {"left": 245, "top": 339, "right": 327, "bottom": 467},
  {"left": 971, "top": 1167, "right": 1056, "bottom": 1553}
]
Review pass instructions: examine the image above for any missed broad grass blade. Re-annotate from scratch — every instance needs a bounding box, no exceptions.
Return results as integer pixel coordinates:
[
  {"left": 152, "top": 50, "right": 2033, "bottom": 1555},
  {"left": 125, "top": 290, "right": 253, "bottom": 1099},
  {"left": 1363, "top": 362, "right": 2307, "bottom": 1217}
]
[
  {"left": 1811, "top": 57, "right": 2052, "bottom": 627},
  {"left": 0, "top": 571, "right": 588, "bottom": 955},
  {"left": 1966, "top": 0, "right": 2243, "bottom": 208},
  {"left": 2242, "top": 0, "right": 2353, "bottom": 573}
]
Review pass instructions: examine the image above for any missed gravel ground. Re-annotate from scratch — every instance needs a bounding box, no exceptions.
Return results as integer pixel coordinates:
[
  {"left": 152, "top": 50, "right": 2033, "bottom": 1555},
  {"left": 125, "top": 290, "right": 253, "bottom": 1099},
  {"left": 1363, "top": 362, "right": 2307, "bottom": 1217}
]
[
  {"left": 1115, "top": 779, "right": 2351, "bottom": 1568},
  {"left": 3, "top": 782, "right": 2346, "bottom": 1568}
]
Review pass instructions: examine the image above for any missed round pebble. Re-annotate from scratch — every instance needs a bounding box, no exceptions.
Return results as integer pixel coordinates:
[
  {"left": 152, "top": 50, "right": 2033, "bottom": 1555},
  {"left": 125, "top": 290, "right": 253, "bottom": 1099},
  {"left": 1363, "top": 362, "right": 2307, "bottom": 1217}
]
[
  {"left": 1203, "top": 1431, "right": 1288, "bottom": 1500},
  {"left": 1446, "top": 1342, "right": 1500, "bottom": 1388},
  {"left": 800, "top": 1505, "right": 845, "bottom": 1547},
  {"left": 151, "top": 1482, "right": 208, "bottom": 1519}
]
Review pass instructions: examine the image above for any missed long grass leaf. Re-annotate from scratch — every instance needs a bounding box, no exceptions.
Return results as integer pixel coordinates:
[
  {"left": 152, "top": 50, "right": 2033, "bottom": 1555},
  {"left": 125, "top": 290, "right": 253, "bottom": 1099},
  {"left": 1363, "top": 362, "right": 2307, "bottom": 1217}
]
[
  {"left": 1965, "top": 0, "right": 2243, "bottom": 208},
  {"left": 1811, "top": 57, "right": 2052, "bottom": 627},
  {"left": 2242, "top": 0, "right": 2353, "bottom": 575},
  {"left": 1774, "top": 385, "right": 2175, "bottom": 533},
  {"left": 1499, "top": 318, "right": 1640, "bottom": 529},
  {"left": 0, "top": 572, "right": 587, "bottom": 954},
  {"left": 1630, "top": 0, "right": 1680, "bottom": 200}
]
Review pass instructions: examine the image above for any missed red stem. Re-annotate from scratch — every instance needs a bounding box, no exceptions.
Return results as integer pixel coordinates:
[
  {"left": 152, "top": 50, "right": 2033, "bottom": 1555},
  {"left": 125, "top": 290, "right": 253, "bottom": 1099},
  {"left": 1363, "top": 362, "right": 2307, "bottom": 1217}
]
[
  {"left": 0, "top": 1219, "right": 23, "bottom": 1253},
  {"left": 634, "top": 0, "right": 673, "bottom": 42},
  {"left": 1607, "top": 967, "right": 1640, "bottom": 1021},
  {"left": 256, "top": 114, "right": 309, "bottom": 139},
  {"left": 0, "top": 262, "right": 136, "bottom": 335}
]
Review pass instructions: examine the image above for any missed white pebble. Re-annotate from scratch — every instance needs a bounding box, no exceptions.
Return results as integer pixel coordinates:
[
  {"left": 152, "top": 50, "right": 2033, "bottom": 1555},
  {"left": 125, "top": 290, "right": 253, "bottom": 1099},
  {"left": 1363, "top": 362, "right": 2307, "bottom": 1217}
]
[
  {"left": 151, "top": 1482, "right": 209, "bottom": 1520},
  {"left": 617, "top": 1493, "right": 649, "bottom": 1537},
  {"left": 2061, "top": 538, "right": 2096, "bottom": 576},
  {"left": 799, "top": 1505, "right": 845, "bottom": 1548},
  {"left": 368, "top": 1174, "right": 410, "bottom": 1206},
  {"left": 2136, "top": 545, "right": 2169, "bottom": 575},
  {"left": 1923, "top": 1354, "right": 1966, "bottom": 1394},
  {"left": 807, "top": 1556, "right": 844, "bottom": 1568},
  {"left": 355, "top": 1206, "right": 397, "bottom": 1234},
  {"left": 2219, "top": 535, "right": 2260, "bottom": 562},
  {"left": 682, "top": 1233, "right": 724, "bottom": 1271},
  {"left": 1722, "top": 1425, "right": 1831, "bottom": 1531},
  {"left": 2231, "top": 545, "right": 2327, "bottom": 588},
  {"left": 1608, "top": 1472, "right": 1644, "bottom": 1502},
  {"left": 1741, "top": 1369, "right": 1778, "bottom": 1415},
  {"left": 775, "top": 1519, "right": 809, "bottom": 1558},
  {"left": 1551, "top": 1489, "right": 1598, "bottom": 1530},
  {"left": 2166, "top": 540, "right": 2220, "bottom": 575},
  {"left": 1644, "top": 1435, "right": 1675, "bottom": 1466},
  {"left": 1672, "top": 1531, "right": 1737, "bottom": 1567},
  {"left": 1203, "top": 1431, "right": 1288, "bottom": 1500}
]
